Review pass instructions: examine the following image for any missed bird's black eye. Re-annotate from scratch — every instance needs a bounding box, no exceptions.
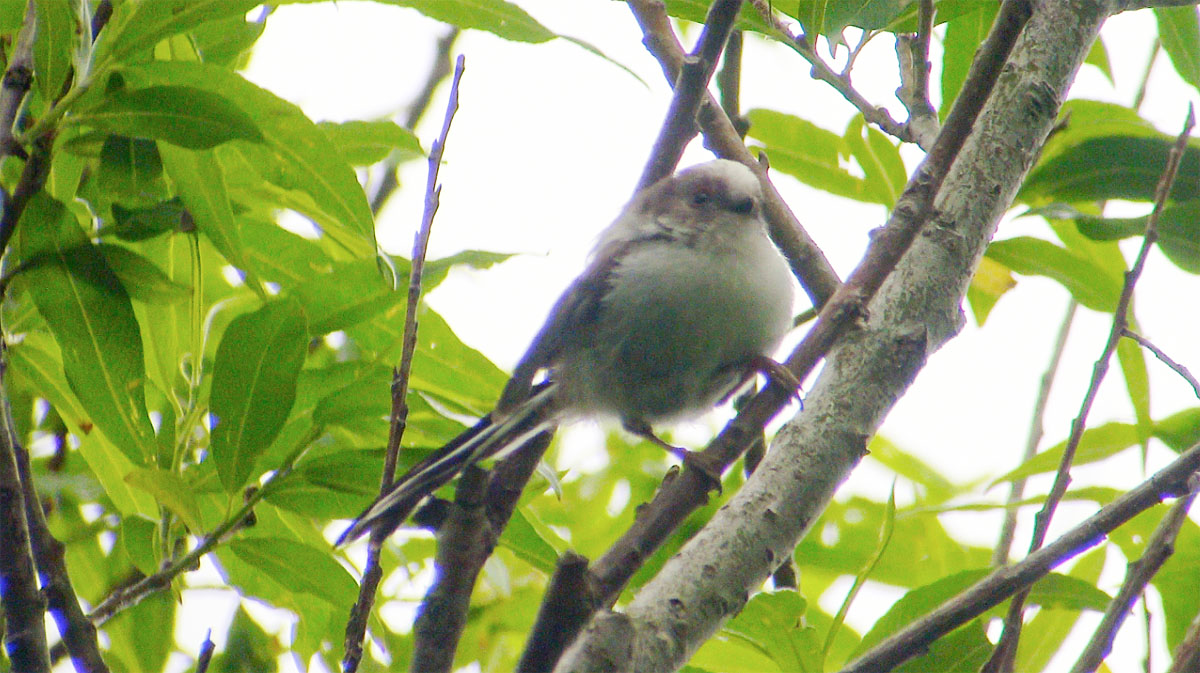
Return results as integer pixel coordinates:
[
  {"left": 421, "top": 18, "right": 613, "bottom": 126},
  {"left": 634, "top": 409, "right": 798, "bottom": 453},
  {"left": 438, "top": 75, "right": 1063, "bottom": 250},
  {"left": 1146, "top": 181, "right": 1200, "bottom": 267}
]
[
  {"left": 731, "top": 197, "right": 755, "bottom": 214},
  {"left": 691, "top": 191, "right": 710, "bottom": 207}
]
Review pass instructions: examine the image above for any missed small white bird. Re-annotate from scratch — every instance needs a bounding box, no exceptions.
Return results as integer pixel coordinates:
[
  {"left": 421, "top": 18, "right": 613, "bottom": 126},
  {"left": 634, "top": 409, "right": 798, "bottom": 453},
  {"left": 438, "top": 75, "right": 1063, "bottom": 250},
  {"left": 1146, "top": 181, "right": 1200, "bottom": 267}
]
[{"left": 338, "top": 159, "right": 796, "bottom": 544}]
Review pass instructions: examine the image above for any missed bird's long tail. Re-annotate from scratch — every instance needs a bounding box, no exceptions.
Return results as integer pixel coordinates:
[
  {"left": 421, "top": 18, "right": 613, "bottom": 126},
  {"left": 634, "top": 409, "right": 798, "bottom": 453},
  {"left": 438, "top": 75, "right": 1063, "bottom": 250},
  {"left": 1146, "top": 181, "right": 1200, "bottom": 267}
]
[{"left": 336, "top": 384, "right": 558, "bottom": 545}]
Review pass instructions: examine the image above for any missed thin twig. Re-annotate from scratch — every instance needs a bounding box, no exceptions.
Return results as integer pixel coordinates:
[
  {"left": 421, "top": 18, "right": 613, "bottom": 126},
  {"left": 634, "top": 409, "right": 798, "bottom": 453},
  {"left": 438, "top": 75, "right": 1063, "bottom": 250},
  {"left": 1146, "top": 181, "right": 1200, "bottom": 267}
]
[
  {"left": 341, "top": 55, "right": 466, "bottom": 673},
  {"left": 839, "top": 439, "right": 1200, "bottom": 672},
  {"left": 195, "top": 630, "right": 215, "bottom": 673},
  {"left": 1069, "top": 474, "right": 1199, "bottom": 673},
  {"left": 984, "top": 104, "right": 1197, "bottom": 673},
  {"left": 1123, "top": 328, "right": 1200, "bottom": 400},
  {"left": 370, "top": 26, "right": 461, "bottom": 216},
  {"left": 894, "top": 0, "right": 940, "bottom": 150},
  {"left": 993, "top": 299, "right": 1078, "bottom": 566},
  {"left": 747, "top": 0, "right": 913, "bottom": 143},
  {"left": 716, "top": 30, "right": 749, "bottom": 139},
  {"left": 637, "top": 0, "right": 745, "bottom": 189}
]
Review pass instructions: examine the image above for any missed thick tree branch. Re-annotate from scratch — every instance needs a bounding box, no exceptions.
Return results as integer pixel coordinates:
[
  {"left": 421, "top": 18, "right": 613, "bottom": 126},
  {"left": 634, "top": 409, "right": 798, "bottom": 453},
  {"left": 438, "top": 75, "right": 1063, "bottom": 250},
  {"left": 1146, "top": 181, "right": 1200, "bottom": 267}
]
[
  {"left": 628, "top": 0, "right": 841, "bottom": 308},
  {"left": 342, "top": 54, "right": 465, "bottom": 673}
]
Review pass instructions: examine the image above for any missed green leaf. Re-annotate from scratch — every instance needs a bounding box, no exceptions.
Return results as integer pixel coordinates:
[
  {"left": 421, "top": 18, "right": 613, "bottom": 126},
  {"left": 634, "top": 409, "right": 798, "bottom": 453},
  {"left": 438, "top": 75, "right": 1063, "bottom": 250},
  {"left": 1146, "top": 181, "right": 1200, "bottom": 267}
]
[
  {"left": 1084, "top": 35, "right": 1113, "bottom": 84},
  {"left": 98, "top": 243, "right": 191, "bottom": 304},
  {"left": 1036, "top": 201, "right": 1200, "bottom": 275},
  {"left": 661, "top": 0, "right": 773, "bottom": 34},
  {"left": 71, "top": 85, "right": 264, "bottom": 149},
  {"left": 1016, "top": 546, "right": 1107, "bottom": 671},
  {"left": 125, "top": 467, "right": 203, "bottom": 531},
  {"left": 189, "top": 14, "right": 266, "bottom": 67},
  {"left": 791, "top": 0, "right": 908, "bottom": 41},
  {"left": 992, "top": 421, "right": 1141, "bottom": 485},
  {"left": 16, "top": 194, "right": 157, "bottom": 462},
  {"left": 210, "top": 297, "right": 308, "bottom": 491},
  {"left": 1153, "top": 407, "right": 1200, "bottom": 452},
  {"left": 94, "top": 136, "right": 169, "bottom": 207},
  {"left": 1156, "top": 6, "right": 1200, "bottom": 93},
  {"left": 116, "top": 61, "right": 377, "bottom": 257},
  {"left": 498, "top": 508, "right": 566, "bottom": 575},
  {"left": 289, "top": 259, "right": 401, "bottom": 334},
  {"left": 93, "top": 0, "right": 263, "bottom": 68},
  {"left": 985, "top": 236, "right": 1121, "bottom": 312},
  {"left": 109, "top": 198, "right": 186, "bottom": 241},
  {"left": 318, "top": 120, "right": 423, "bottom": 166},
  {"left": 227, "top": 537, "right": 358, "bottom": 608},
  {"left": 158, "top": 143, "right": 256, "bottom": 281},
  {"left": 896, "top": 620, "right": 991, "bottom": 672},
  {"left": 722, "top": 590, "right": 819, "bottom": 673},
  {"left": 940, "top": 3, "right": 997, "bottom": 119},
  {"left": 1116, "top": 336, "right": 1151, "bottom": 446},
  {"left": 33, "top": 0, "right": 75, "bottom": 101},
  {"left": 845, "top": 115, "right": 906, "bottom": 207},
  {"left": 106, "top": 591, "right": 175, "bottom": 673},
  {"left": 378, "top": 0, "right": 554, "bottom": 42},
  {"left": 1021, "top": 135, "right": 1200, "bottom": 204},
  {"left": 745, "top": 109, "right": 878, "bottom": 204}
]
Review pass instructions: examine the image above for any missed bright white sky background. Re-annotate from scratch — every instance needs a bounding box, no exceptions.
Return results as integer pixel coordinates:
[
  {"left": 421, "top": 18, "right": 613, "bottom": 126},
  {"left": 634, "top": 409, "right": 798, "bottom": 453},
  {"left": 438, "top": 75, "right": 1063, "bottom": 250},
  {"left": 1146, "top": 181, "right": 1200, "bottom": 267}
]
[{"left": 155, "top": 3, "right": 1200, "bottom": 672}]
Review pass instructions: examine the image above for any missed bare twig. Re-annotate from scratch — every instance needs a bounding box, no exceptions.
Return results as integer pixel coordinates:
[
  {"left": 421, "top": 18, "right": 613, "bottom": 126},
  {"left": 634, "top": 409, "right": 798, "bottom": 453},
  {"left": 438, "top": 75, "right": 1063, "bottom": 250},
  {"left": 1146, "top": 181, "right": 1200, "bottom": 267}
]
[
  {"left": 993, "top": 299, "right": 1078, "bottom": 566},
  {"left": 370, "top": 26, "right": 461, "bottom": 215},
  {"left": 1069, "top": 474, "right": 1199, "bottom": 673},
  {"left": 195, "top": 630, "right": 215, "bottom": 673},
  {"left": 840, "top": 440, "right": 1200, "bottom": 672},
  {"left": 747, "top": 0, "right": 913, "bottom": 143},
  {"left": 716, "top": 30, "right": 749, "bottom": 139},
  {"left": 984, "top": 105, "right": 1196, "bottom": 673},
  {"left": 1123, "top": 328, "right": 1200, "bottom": 400},
  {"left": 628, "top": 0, "right": 841, "bottom": 308},
  {"left": 637, "top": 0, "right": 745, "bottom": 189},
  {"left": 342, "top": 55, "right": 466, "bottom": 673},
  {"left": 895, "top": 0, "right": 940, "bottom": 150}
]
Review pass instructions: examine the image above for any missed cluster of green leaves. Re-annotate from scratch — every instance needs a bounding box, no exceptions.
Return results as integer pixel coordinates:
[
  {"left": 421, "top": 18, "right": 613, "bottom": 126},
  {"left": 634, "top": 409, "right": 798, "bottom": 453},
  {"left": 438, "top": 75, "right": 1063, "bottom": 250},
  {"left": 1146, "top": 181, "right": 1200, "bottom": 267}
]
[{"left": 0, "top": 0, "right": 530, "bottom": 670}]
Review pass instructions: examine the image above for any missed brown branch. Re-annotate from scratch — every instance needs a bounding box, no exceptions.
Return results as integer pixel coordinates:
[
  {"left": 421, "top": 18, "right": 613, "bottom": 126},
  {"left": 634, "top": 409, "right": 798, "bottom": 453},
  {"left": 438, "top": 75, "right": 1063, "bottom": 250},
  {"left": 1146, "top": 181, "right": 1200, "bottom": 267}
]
[
  {"left": 716, "top": 30, "right": 749, "bottom": 139},
  {"left": 894, "top": 0, "right": 940, "bottom": 150},
  {"left": 637, "top": 0, "right": 745, "bottom": 190},
  {"left": 1069, "top": 474, "right": 1199, "bottom": 673},
  {"left": 1123, "top": 328, "right": 1200, "bottom": 400},
  {"left": 342, "top": 54, "right": 466, "bottom": 673},
  {"left": 983, "top": 105, "right": 1196, "bottom": 673},
  {"left": 993, "top": 299, "right": 1078, "bottom": 566},
  {"left": 10, "top": 389, "right": 108, "bottom": 671},
  {"left": 840, "top": 439, "right": 1200, "bottom": 672},
  {"left": 370, "top": 26, "right": 461, "bottom": 216},
  {"left": 0, "top": 350, "right": 51, "bottom": 673},
  {"left": 628, "top": 0, "right": 841, "bottom": 309},
  {"left": 0, "top": 0, "right": 34, "bottom": 163}
]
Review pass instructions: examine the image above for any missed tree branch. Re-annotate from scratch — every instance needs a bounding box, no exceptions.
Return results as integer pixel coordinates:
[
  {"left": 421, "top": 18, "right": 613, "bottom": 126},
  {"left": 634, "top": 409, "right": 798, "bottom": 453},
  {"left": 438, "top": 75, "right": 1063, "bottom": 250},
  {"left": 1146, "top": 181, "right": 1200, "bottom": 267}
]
[
  {"left": 342, "top": 54, "right": 466, "bottom": 673},
  {"left": 894, "top": 0, "right": 940, "bottom": 150},
  {"left": 1123, "top": 328, "right": 1200, "bottom": 400}
]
